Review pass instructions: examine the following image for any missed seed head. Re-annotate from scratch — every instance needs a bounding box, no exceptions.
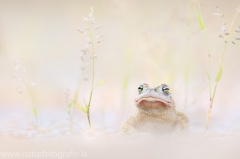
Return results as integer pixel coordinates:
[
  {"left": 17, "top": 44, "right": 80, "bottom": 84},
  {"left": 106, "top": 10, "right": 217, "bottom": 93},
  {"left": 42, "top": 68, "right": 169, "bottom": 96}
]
[
  {"left": 94, "top": 26, "right": 103, "bottom": 30},
  {"left": 77, "top": 29, "right": 86, "bottom": 34},
  {"left": 80, "top": 55, "right": 85, "bottom": 62},
  {"left": 95, "top": 35, "right": 104, "bottom": 39},
  {"left": 82, "top": 16, "right": 88, "bottom": 21},
  {"left": 222, "top": 26, "right": 226, "bottom": 32}
]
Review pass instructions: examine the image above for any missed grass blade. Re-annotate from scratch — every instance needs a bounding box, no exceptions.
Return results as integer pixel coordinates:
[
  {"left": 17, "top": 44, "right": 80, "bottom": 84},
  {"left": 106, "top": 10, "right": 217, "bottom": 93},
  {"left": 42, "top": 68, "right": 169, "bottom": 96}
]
[
  {"left": 93, "top": 80, "right": 105, "bottom": 90},
  {"left": 193, "top": 7, "right": 205, "bottom": 31},
  {"left": 86, "top": 104, "right": 89, "bottom": 113},
  {"left": 83, "top": 99, "right": 89, "bottom": 112},
  {"left": 32, "top": 107, "right": 37, "bottom": 116},
  {"left": 215, "top": 65, "right": 223, "bottom": 82},
  {"left": 72, "top": 100, "right": 87, "bottom": 113}
]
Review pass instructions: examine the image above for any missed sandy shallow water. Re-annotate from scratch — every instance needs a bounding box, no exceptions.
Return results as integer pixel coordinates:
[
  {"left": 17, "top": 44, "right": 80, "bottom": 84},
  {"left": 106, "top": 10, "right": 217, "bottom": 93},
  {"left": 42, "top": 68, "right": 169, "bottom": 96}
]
[
  {"left": 1, "top": 107, "right": 240, "bottom": 159},
  {"left": 1, "top": 127, "right": 240, "bottom": 159}
]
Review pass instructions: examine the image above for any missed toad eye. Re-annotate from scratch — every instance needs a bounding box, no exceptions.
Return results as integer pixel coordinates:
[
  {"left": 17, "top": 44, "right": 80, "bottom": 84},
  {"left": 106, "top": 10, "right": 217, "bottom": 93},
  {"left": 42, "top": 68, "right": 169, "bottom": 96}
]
[
  {"left": 138, "top": 84, "right": 148, "bottom": 94},
  {"left": 138, "top": 86, "right": 143, "bottom": 92},
  {"left": 162, "top": 85, "right": 170, "bottom": 94}
]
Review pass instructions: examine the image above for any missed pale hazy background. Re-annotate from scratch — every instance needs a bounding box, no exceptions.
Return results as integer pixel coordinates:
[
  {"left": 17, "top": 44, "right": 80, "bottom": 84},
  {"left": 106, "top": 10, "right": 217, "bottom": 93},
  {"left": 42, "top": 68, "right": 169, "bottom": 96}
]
[{"left": 0, "top": 0, "right": 240, "bottom": 133}]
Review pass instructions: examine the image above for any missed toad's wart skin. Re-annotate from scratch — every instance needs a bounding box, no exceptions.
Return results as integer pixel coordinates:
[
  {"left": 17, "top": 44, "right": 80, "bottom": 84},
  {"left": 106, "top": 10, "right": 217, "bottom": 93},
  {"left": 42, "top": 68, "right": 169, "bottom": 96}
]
[{"left": 122, "top": 83, "right": 189, "bottom": 135}]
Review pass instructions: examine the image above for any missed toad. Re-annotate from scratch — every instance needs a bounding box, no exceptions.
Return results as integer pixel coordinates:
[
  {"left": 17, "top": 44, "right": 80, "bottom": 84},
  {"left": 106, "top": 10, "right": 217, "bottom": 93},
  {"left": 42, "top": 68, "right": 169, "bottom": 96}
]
[{"left": 122, "top": 83, "right": 189, "bottom": 135}]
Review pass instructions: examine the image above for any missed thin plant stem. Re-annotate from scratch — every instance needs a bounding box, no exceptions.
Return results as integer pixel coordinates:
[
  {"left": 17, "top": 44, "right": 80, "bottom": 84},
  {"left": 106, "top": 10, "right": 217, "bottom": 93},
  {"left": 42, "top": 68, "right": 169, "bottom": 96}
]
[
  {"left": 20, "top": 73, "right": 38, "bottom": 128},
  {"left": 196, "top": 0, "right": 212, "bottom": 101},
  {"left": 197, "top": 0, "right": 202, "bottom": 19},
  {"left": 206, "top": 9, "right": 239, "bottom": 131},
  {"left": 86, "top": 21, "right": 95, "bottom": 129},
  {"left": 75, "top": 7, "right": 104, "bottom": 130},
  {"left": 206, "top": 83, "right": 217, "bottom": 130},
  {"left": 67, "top": 101, "right": 73, "bottom": 131},
  {"left": 203, "top": 31, "right": 212, "bottom": 98},
  {"left": 69, "top": 76, "right": 84, "bottom": 131}
]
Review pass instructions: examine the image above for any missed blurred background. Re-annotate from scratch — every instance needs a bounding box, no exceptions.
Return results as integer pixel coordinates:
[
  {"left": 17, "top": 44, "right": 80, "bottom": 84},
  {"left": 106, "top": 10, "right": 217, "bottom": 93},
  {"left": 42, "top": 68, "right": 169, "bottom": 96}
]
[{"left": 0, "top": 0, "right": 240, "bottom": 133}]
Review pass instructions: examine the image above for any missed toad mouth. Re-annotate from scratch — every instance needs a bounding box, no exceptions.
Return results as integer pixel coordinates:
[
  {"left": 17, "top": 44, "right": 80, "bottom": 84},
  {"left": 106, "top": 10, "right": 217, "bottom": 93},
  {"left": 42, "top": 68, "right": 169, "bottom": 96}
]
[{"left": 135, "top": 97, "right": 170, "bottom": 106}]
